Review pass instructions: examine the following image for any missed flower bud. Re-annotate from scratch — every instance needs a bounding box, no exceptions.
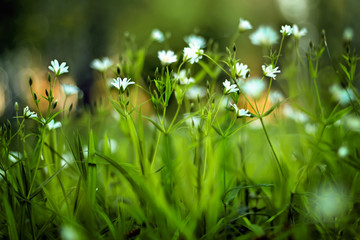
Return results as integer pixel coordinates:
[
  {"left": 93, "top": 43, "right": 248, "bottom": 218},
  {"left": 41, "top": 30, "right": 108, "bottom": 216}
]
[
  {"left": 29, "top": 77, "right": 33, "bottom": 86},
  {"left": 14, "top": 102, "right": 18, "bottom": 112}
]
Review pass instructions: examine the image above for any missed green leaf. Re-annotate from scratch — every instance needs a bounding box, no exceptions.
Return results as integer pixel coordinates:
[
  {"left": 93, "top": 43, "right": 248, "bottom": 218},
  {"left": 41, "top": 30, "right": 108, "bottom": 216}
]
[
  {"left": 3, "top": 194, "right": 19, "bottom": 240},
  {"left": 142, "top": 115, "right": 165, "bottom": 133},
  {"left": 326, "top": 106, "right": 353, "bottom": 125},
  {"left": 262, "top": 98, "right": 287, "bottom": 117},
  {"left": 243, "top": 217, "right": 265, "bottom": 237},
  {"left": 339, "top": 63, "right": 351, "bottom": 80}
]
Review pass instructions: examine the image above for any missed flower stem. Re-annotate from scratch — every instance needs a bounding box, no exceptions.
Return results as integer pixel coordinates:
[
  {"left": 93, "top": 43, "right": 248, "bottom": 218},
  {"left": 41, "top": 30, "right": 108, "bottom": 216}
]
[{"left": 259, "top": 117, "right": 284, "bottom": 177}]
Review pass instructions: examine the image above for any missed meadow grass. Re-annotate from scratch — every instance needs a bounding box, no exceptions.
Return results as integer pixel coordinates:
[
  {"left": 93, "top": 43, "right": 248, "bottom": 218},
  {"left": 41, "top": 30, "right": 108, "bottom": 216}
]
[{"left": 1, "top": 23, "right": 360, "bottom": 239}]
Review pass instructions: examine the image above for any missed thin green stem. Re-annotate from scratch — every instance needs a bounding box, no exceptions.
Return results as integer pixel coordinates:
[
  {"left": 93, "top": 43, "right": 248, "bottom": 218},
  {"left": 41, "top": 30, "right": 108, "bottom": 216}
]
[
  {"left": 259, "top": 118, "right": 284, "bottom": 177},
  {"left": 262, "top": 78, "right": 273, "bottom": 115},
  {"left": 202, "top": 53, "right": 231, "bottom": 78},
  {"left": 167, "top": 102, "right": 182, "bottom": 133}
]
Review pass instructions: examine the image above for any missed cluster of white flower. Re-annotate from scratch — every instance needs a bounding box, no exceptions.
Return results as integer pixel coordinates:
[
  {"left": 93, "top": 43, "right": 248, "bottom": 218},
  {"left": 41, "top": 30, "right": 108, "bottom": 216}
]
[{"left": 183, "top": 35, "right": 205, "bottom": 64}]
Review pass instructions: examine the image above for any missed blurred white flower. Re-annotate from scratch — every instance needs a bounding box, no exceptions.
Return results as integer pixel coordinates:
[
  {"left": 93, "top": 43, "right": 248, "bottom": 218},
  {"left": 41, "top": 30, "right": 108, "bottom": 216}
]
[
  {"left": 223, "top": 80, "right": 239, "bottom": 95},
  {"left": 185, "top": 85, "right": 206, "bottom": 100},
  {"left": 90, "top": 57, "right": 113, "bottom": 72},
  {"left": 329, "top": 84, "right": 355, "bottom": 106},
  {"left": 269, "top": 90, "right": 284, "bottom": 103},
  {"left": 174, "top": 70, "right": 195, "bottom": 85},
  {"left": 280, "top": 25, "right": 293, "bottom": 36},
  {"left": 184, "top": 35, "right": 206, "bottom": 48},
  {"left": 184, "top": 114, "right": 202, "bottom": 128},
  {"left": 250, "top": 26, "right": 279, "bottom": 46},
  {"left": 111, "top": 77, "right": 135, "bottom": 91},
  {"left": 230, "top": 103, "right": 251, "bottom": 117},
  {"left": 62, "top": 84, "right": 81, "bottom": 96},
  {"left": 338, "top": 146, "right": 349, "bottom": 158},
  {"left": 343, "top": 27, "right": 354, "bottom": 42},
  {"left": 344, "top": 115, "right": 360, "bottom": 132},
  {"left": 292, "top": 24, "right": 307, "bottom": 39},
  {"left": 234, "top": 62, "right": 250, "bottom": 79},
  {"left": 238, "top": 18, "right": 253, "bottom": 32},
  {"left": 183, "top": 43, "right": 204, "bottom": 64},
  {"left": 158, "top": 50, "right": 177, "bottom": 65},
  {"left": 243, "top": 78, "right": 266, "bottom": 99},
  {"left": 23, "top": 106, "right": 37, "bottom": 119},
  {"left": 262, "top": 65, "right": 280, "bottom": 79},
  {"left": 283, "top": 104, "right": 308, "bottom": 123},
  {"left": 47, "top": 119, "right": 62, "bottom": 130},
  {"left": 305, "top": 123, "right": 317, "bottom": 135},
  {"left": 151, "top": 29, "right": 165, "bottom": 43},
  {"left": 49, "top": 59, "right": 69, "bottom": 76}
]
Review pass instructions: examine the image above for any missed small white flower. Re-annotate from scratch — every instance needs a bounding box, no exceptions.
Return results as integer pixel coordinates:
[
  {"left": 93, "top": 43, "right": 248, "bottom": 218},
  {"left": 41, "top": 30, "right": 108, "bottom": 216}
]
[
  {"left": 338, "top": 146, "right": 349, "bottom": 158},
  {"left": 183, "top": 43, "right": 204, "bottom": 64},
  {"left": 292, "top": 24, "right": 307, "bottom": 39},
  {"left": 305, "top": 123, "right": 317, "bottom": 135},
  {"left": 269, "top": 90, "right": 284, "bottom": 103},
  {"left": 230, "top": 103, "right": 251, "bottom": 117},
  {"left": 329, "top": 84, "right": 355, "bottom": 106},
  {"left": 250, "top": 26, "right": 279, "bottom": 46},
  {"left": 243, "top": 78, "right": 266, "bottom": 99},
  {"left": 283, "top": 104, "right": 308, "bottom": 123},
  {"left": 223, "top": 80, "right": 239, "bottom": 95},
  {"left": 47, "top": 119, "right": 62, "bottom": 130},
  {"left": 185, "top": 85, "right": 206, "bottom": 100},
  {"left": 111, "top": 77, "right": 135, "bottom": 91},
  {"left": 262, "top": 65, "right": 281, "bottom": 79},
  {"left": 90, "top": 57, "right": 113, "bottom": 72},
  {"left": 184, "top": 114, "right": 202, "bottom": 128},
  {"left": 238, "top": 18, "right": 253, "bottom": 32},
  {"left": 151, "top": 29, "right": 165, "bottom": 43},
  {"left": 343, "top": 27, "right": 354, "bottom": 42},
  {"left": 49, "top": 59, "right": 69, "bottom": 76},
  {"left": 174, "top": 70, "right": 195, "bottom": 85},
  {"left": 23, "top": 106, "right": 37, "bottom": 119},
  {"left": 158, "top": 50, "right": 177, "bottom": 65},
  {"left": 280, "top": 25, "right": 293, "bottom": 36},
  {"left": 234, "top": 62, "right": 250, "bottom": 79},
  {"left": 184, "top": 35, "right": 206, "bottom": 48},
  {"left": 62, "top": 84, "right": 80, "bottom": 96}
]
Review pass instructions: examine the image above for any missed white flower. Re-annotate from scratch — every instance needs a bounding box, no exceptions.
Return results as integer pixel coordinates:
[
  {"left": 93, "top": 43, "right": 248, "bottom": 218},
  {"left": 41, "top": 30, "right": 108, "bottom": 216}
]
[
  {"left": 249, "top": 26, "right": 279, "bottom": 46},
  {"left": 230, "top": 103, "right": 251, "bottom": 117},
  {"left": 280, "top": 25, "right": 293, "bottom": 36},
  {"left": 243, "top": 78, "right": 266, "bottom": 99},
  {"left": 48, "top": 59, "right": 69, "bottom": 76},
  {"left": 343, "top": 27, "right": 354, "bottom": 42},
  {"left": 183, "top": 43, "right": 204, "bottom": 64},
  {"left": 238, "top": 18, "right": 252, "bottom": 32},
  {"left": 269, "top": 90, "right": 284, "bottom": 103},
  {"left": 111, "top": 77, "right": 135, "bottom": 91},
  {"left": 262, "top": 65, "right": 280, "bottom": 79},
  {"left": 158, "top": 50, "right": 177, "bottom": 65},
  {"left": 184, "top": 35, "right": 206, "bottom": 48},
  {"left": 234, "top": 62, "right": 250, "bottom": 79},
  {"left": 90, "top": 57, "right": 113, "bottom": 72},
  {"left": 338, "top": 146, "right": 349, "bottom": 158},
  {"left": 223, "top": 80, "right": 239, "bottom": 94},
  {"left": 62, "top": 84, "right": 81, "bottom": 96},
  {"left": 184, "top": 114, "right": 202, "bottom": 128},
  {"left": 151, "top": 29, "right": 165, "bottom": 43},
  {"left": 292, "top": 24, "right": 307, "bottom": 39},
  {"left": 185, "top": 85, "right": 206, "bottom": 100},
  {"left": 174, "top": 70, "right": 195, "bottom": 85},
  {"left": 23, "top": 106, "right": 37, "bottom": 119},
  {"left": 47, "top": 119, "right": 62, "bottom": 130},
  {"left": 329, "top": 84, "right": 355, "bottom": 106},
  {"left": 283, "top": 104, "right": 308, "bottom": 123}
]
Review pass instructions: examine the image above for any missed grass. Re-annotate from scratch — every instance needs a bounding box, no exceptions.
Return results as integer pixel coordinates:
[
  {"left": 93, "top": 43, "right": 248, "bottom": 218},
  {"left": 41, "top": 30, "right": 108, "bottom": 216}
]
[{"left": 1, "top": 24, "right": 360, "bottom": 239}]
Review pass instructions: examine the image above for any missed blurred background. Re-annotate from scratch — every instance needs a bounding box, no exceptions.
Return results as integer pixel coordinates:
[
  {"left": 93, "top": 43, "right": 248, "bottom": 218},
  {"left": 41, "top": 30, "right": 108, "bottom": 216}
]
[{"left": 0, "top": 0, "right": 359, "bottom": 121}]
